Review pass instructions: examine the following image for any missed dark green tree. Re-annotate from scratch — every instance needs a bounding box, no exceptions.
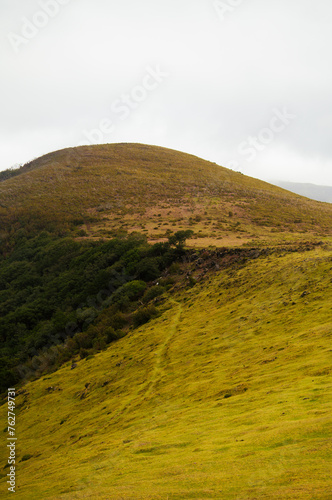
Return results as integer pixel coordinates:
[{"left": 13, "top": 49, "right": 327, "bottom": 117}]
[{"left": 168, "top": 230, "right": 194, "bottom": 248}]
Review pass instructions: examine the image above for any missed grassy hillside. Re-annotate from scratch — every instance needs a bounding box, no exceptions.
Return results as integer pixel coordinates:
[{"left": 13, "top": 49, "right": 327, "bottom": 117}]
[
  {"left": 1, "top": 143, "right": 332, "bottom": 499},
  {"left": 0, "top": 244, "right": 331, "bottom": 499},
  {"left": 1, "top": 144, "right": 332, "bottom": 249}
]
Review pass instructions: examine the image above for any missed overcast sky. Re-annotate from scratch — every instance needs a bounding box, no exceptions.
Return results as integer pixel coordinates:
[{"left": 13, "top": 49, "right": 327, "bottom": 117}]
[{"left": 1, "top": 0, "right": 332, "bottom": 185}]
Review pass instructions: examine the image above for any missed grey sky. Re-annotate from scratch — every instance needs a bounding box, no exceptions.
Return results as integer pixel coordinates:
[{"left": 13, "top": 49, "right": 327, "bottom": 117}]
[{"left": 1, "top": 0, "right": 332, "bottom": 185}]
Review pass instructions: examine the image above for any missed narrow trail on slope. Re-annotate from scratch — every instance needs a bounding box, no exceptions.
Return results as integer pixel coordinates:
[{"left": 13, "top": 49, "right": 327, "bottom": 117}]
[
  {"left": 109, "top": 299, "right": 182, "bottom": 424},
  {"left": 144, "top": 299, "right": 182, "bottom": 398}
]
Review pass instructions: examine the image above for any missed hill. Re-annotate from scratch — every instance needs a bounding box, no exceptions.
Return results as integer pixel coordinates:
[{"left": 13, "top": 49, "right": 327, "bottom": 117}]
[
  {"left": 0, "top": 244, "right": 331, "bottom": 499},
  {"left": 1, "top": 144, "right": 332, "bottom": 251},
  {"left": 272, "top": 180, "right": 332, "bottom": 204},
  {"left": 0, "top": 144, "right": 331, "bottom": 499}
]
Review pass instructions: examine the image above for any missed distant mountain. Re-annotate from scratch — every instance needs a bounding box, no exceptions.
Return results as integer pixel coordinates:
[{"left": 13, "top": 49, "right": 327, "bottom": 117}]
[{"left": 272, "top": 180, "right": 332, "bottom": 204}]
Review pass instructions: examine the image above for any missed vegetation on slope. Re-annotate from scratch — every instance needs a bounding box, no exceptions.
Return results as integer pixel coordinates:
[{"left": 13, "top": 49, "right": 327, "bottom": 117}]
[
  {"left": 1, "top": 143, "right": 332, "bottom": 499},
  {"left": 0, "top": 245, "right": 331, "bottom": 499},
  {"left": 1, "top": 144, "right": 332, "bottom": 251},
  {"left": 0, "top": 230, "right": 196, "bottom": 392}
]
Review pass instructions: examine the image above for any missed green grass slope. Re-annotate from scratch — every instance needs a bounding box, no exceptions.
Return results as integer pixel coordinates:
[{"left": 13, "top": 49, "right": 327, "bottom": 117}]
[
  {"left": 1, "top": 244, "right": 331, "bottom": 499},
  {"left": 1, "top": 144, "right": 332, "bottom": 247}
]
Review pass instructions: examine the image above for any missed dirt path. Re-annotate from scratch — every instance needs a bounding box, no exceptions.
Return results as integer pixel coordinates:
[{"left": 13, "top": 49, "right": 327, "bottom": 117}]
[
  {"left": 144, "top": 299, "right": 182, "bottom": 398},
  {"left": 110, "top": 300, "right": 182, "bottom": 422}
]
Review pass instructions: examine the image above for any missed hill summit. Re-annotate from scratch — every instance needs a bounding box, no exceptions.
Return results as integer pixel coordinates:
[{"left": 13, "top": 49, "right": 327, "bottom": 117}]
[{"left": 1, "top": 143, "right": 332, "bottom": 247}]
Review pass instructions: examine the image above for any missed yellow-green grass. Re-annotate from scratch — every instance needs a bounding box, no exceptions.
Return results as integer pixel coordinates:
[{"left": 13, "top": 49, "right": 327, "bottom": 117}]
[
  {"left": 1, "top": 246, "right": 331, "bottom": 499},
  {"left": 1, "top": 144, "right": 332, "bottom": 246}
]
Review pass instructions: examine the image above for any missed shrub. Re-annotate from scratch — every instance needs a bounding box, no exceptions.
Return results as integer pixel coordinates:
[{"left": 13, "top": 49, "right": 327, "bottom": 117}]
[
  {"left": 79, "top": 348, "right": 90, "bottom": 359},
  {"left": 169, "top": 262, "right": 181, "bottom": 275},
  {"left": 142, "top": 285, "right": 166, "bottom": 304},
  {"left": 112, "top": 280, "right": 147, "bottom": 310},
  {"left": 65, "top": 337, "right": 79, "bottom": 354},
  {"left": 135, "top": 257, "right": 161, "bottom": 281},
  {"left": 76, "top": 229, "right": 87, "bottom": 237},
  {"left": 104, "top": 326, "right": 118, "bottom": 343},
  {"left": 120, "top": 280, "right": 147, "bottom": 299},
  {"left": 133, "top": 305, "right": 158, "bottom": 327},
  {"left": 148, "top": 241, "right": 171, "bottom": 257},
  {"left": 109, "top": 311, "right": 128, "bottom": 330},
  {"left": 74, "top": 330, "right": 94, "bottom": 350},
  {"left": 168, "top": 230, "right": 194, "bottom": 248},
  {"left": 93, "top": 335, "right": 107, "bottom": 351}
]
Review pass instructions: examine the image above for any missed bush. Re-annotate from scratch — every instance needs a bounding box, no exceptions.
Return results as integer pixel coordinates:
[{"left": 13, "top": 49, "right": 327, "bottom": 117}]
[
  {"left": 93, "top": 335, "right": 107, "bottom": 351},
  {"left": 133, "top": 305, "right": 158, "bottom": 327},
  {"left": 168, "top": 230, "right": 194, "bottom": 247},
  {"left": 111, "top": 280, "right": 147, "bottom": 310},
  {"left": 74, "top": 330, "right": 94, "bottom": 350},
  {"left": 168, "top": 262, "right": 181, "bottom": 275},
  {"left": 79, "top": 348, "right": 90, "bottom": 359},
  {"left": 135, "top": 257, "right": 161, "bottom": 281},
  {"left": 109, "top": 311, "right": 128, "bottom": 330},
  {"left": 104, "top": 327, "right": 118, "bottom": 343},
  {"left": 142, "top": 285, "right": 166, "bottom": 304},
  {"left": 76, "top": 229, "right": 87, "bottom": 237}
]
